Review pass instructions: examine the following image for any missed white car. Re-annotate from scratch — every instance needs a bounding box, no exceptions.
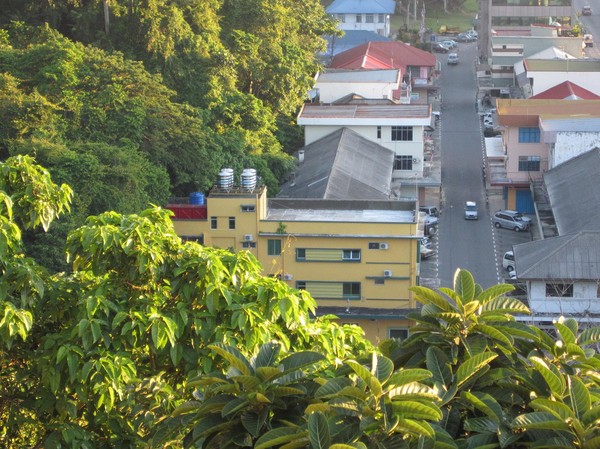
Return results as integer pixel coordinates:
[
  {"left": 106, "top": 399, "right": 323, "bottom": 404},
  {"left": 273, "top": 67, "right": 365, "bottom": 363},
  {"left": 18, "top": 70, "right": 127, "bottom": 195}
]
[
  {"left": 464, "top": 201, "right": 478, "bottom": 220},
  {"left": 503, "top": 250, "right": 515, "bottom": 271},
  {"left": 440, "top": 39, "right": 458, "bottom": 49}
]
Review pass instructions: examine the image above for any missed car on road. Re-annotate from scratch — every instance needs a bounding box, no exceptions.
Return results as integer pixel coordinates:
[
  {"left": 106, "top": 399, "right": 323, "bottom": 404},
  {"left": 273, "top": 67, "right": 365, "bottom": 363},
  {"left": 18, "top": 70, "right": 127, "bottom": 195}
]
[
  {"left": 420, "top": 246, "right": 436, "bottom": 259},
  {"left": 432, "top": 43, "right": 449, "bottom": 53},
  {"left": 420, "top": 205, "right": 440, "bottom": 217},
  {"left": 582, "top": 5, "right": 592, "bottom": 15},
  {"left": 456, "top": 32, "right": 475, "bottom": 42},
  {"left": 493, "top": 210, "right": 531, "bottom": 232},
  {"left": 464, "top": 201, "right": 478, "bottom": 219},
  {"left": 447, "top": 53, "right": 459, "bottom": 65},
  {"left": 440, "top": 39, "right": 458, "bottom": 49},
  {"left": 502, "top": 250, "right": 515, "bottom": 271}
]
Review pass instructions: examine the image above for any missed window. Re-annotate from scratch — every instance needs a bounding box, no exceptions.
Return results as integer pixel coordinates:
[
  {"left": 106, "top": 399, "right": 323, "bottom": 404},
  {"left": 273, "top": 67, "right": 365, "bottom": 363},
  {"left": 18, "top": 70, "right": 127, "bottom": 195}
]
[
  {"left": 366, "top": 14, "right": 374, "bottom": 23},
  {"left": 374, "top": 278, "right": 385, "bottom": 285},
  {"left": 296, "top": 281, "right": 306, "bottom": 290},
  {"left": 268, "top": 239, "right": 282, "bottom": 256},
  {"left": 242, "top": 241, "right": 256, "bottom": 248},
  {"left": 241, "top": 204, "right": 255, "bottom": 212},
  {"left": 394, "top": 155, "right": 413, "bottom": 170},
  {"left": 338, "top": 14, "right": 345, "bottom": 23},
  {"left": 296, "top": 248, "right": 306, "bottom": 261},
  {"left": 356, "top": 14, "right": 362, "bottom": 23},
  {"left": 377, "top": 126, "right": 381, "bottom": 139},
  {"left": 545, "top": 283, "right": 573, "bottom": 297},
  {"left": 518, "top": 127, "right": 540, "bottom": 143},
  {"left": 229, "top": 217, "right": 236, "bottom": 229},
  {"left": 389, "top": 328, "right": 409, "bottom": 340},
  {"left": 343, "top": 282, "right": 361, "bottom": 299},
  {"left": 379, "top": 14, "right": 385, "bottom": 23},
  {"left": 391, "top": 126, "right": 413, "bottom": 141},
  {"left": 518, "top": 156, "right": 541, "bottom": 171},
  {"left": 210, "top": 216, "right": 217, "bottom": 229},
  {"left": 181, "top": 235, "right": 203, "bottom": 244},
  {"left": 342, "top": 249, "right": 361, "bottom": 261}
]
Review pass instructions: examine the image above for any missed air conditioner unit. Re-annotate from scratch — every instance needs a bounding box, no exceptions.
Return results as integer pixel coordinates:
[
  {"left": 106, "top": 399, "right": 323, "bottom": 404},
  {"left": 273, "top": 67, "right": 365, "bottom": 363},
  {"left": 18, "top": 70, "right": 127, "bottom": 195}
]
[
  {"left": 244, "top": 234, "right": 253, "bottom": 241},
  {"left": 379, "top": 243, "right": 389, "bottom": 250},
  {"left": 282, "top": 273, "right": 293, "bottom": 281},
  {"left": 413, "top": 158, "right": 421, "bottom": 163},
  {"left": 383, "top": 270, "right": 393, "bottom": 278}
]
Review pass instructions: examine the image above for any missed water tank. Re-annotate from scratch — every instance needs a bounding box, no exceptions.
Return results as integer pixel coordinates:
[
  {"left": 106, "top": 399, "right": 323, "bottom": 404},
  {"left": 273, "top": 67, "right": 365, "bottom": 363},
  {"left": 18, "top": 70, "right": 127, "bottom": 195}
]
[
  {"left": 218, "top": 168, "right": 234, "bottom": 190},
  {"left": 240, "top": 168, "right": 257, "bottom": 191},
  {"left": 189, "top": 192, "right": 205, "bottom": 205}
]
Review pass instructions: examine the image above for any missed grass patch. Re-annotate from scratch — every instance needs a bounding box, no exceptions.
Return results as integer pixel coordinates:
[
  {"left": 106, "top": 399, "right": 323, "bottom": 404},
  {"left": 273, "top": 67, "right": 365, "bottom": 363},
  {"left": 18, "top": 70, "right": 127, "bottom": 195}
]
[{"left": 392, "top": 0, "right": 478, "bottom": 35}]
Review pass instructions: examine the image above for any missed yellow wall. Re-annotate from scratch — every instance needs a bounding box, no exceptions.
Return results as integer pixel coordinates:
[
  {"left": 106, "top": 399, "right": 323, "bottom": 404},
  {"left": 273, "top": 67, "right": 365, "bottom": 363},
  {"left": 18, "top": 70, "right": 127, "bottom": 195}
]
[{"left": 336, "top": 318, "right": 414, "bottom": 345}]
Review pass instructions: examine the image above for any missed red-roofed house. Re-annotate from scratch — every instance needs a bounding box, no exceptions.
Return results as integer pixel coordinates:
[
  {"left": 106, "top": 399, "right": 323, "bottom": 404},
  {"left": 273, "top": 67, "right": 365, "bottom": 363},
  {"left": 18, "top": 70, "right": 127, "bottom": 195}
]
[
  {"left": 529, "top": 81, "right": 600, "bottom": 100},
  {"left": 329, "top": 41, "right": 437, "bottom": 93}
]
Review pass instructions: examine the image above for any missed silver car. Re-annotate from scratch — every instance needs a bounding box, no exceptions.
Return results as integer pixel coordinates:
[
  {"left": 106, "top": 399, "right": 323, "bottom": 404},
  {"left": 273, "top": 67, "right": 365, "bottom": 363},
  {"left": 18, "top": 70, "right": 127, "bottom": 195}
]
[
  {"left": 493, "top": 210, "right": 531, "bottom": 232},
  {"left": 464, "top": 201, "right": 478, "bottom": 220}
]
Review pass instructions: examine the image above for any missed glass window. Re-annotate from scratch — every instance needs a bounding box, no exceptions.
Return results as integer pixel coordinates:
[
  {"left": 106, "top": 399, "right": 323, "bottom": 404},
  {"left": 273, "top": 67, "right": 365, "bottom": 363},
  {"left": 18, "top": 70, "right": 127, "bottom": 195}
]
[
  {"left": 343, "top": 282, "right": 361, "bottom": 299},
  {"left": 379, "top": 14, "right": 385, "bottom": 23},
  {"left": 391, "top": 126, "right": 413, "bottom": 141},
  {"left": 518, "top": 127, "right": 540, "bottom": 143},
  {"left": 356, "top": 14, "right": 362, "bottom": 23},
  {"left": 296, "top": 248, "right": 306, "bottom": 261},
  {"left": 518, "top": 156, "right": 541, "bottom": 171},
  {"left": 242, "top": 241, "right": 256, "bottom": 248},
  {"left": 366, "top": 14, "right": 374, "bottom": 23},
  {"left": 296, "top": 281, "right": 306, "bottom": 290},
  {"left": 377, "top": 126, "right": 381, "bottom": 139},
  {"left": 268, "top": 239, "right": 282, "bottom": 256},
  {"left": 394, "top": 155, "right": 413, "bottom": 170},
  {"left": 389, "top": 328, "right": 409, "bottom": 340},
  {"left": 229, "top": 217, "right": 236, "bottom": 229},
  {"left": 338, "top": 14, "right": 345, "bottom": 23},
  {"left": 210, "top": 216, "right": 217, "bottom": 229},
  {"left": 241, "top": 204, "right": 255, "bottom": 212},
  {"left": 545, "top": 283, "right": 573, "bottom": 297},
  {"left": 342, "top": 249, "right": 361, "bottom": 261}
]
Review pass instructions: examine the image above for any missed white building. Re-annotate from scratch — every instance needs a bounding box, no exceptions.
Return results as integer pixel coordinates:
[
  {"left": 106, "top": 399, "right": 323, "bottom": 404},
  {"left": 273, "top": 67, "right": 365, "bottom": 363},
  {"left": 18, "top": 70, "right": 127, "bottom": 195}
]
[{"left": 326, "top": 0, "right": 396, "bottom": 38}]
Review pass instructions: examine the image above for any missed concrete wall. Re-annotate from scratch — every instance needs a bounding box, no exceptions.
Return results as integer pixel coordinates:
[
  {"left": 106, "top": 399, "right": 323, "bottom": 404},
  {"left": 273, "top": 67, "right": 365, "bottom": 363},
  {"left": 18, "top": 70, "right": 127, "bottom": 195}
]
[
  {"left": 504, "top": 126, "right": 548, "bottom": 183},
  {"left": 315, "top": 80, "right": 399, "bottom": 103},
  {"left": 333, "top": 13, "right": 390, "bottom": 37},
  {"left": 552, "top": 132, "right": 600, "bottom": 168},
  {"left": 529, "top": 71, "right": 600, "bottom": 96},
  {"left": 529, "top": 280, "right": 600, "bottom": 316}
]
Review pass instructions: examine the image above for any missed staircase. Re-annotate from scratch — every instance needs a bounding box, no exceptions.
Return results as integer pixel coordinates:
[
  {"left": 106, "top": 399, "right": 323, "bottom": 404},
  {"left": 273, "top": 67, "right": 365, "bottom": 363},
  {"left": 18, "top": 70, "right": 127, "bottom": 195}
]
[{"left": 532, "top": 179, "right": 558, "bottom": 239}]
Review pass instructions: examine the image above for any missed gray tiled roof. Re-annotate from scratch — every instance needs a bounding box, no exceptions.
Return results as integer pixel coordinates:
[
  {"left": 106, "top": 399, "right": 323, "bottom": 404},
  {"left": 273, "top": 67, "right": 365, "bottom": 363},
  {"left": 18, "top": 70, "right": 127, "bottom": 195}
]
[
  {"left": 544, "top": 147, "right": 600, "bottom": 235},
  {"left": 277, "top": 128, "right": 393, "bottom": 200},
  {"left": 514, "top": 231, "right": 600, "bottom": 280}
]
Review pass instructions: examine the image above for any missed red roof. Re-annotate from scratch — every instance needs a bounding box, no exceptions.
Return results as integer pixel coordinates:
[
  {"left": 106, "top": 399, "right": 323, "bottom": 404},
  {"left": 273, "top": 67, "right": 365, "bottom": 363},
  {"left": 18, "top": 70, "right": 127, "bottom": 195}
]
[
  {"left": 530, "top": 81, "right": 600, "bottom": 100},
  {"left": 329, "top": 41, "right": 436, "bottom": 71}
]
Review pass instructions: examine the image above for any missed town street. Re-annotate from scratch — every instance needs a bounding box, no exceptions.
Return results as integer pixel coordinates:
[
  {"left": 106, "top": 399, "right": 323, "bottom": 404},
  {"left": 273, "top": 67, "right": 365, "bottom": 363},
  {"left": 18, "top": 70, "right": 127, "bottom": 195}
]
[{"left": 437, "top": 42, "right": 499, "bottom": 289}]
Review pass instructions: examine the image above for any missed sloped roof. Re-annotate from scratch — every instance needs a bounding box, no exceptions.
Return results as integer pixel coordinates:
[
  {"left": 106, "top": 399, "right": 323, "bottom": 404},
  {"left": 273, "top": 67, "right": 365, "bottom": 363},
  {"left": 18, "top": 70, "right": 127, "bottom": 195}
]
[
  {"left": 544, "top": 147, "right": 600, "bottom": 235},
  {"left": 530, "top": 81, "right": 600, "bottom": 100},
  {"left": 324, "top": 31, "right": 392, "bottom": 58},
  {"left": 496, "top": 99, "right": 600, "bottom": 126},
  {"left": 514, "top": 231, "right": 600, "bottom": 280},
  {"left": 277, "top": 128, "right": 393, "bottom": 200},
  {"left": 326, "top": 0, "right": 395, "bottom": 14},
  {"left": 329, "top": 41, "right": 436, "bottom": 71}
]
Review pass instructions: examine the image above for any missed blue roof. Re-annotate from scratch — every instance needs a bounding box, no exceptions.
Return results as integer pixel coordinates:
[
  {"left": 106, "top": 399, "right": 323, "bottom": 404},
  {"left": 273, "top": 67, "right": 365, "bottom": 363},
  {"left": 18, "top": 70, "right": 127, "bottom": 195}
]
[
  {"left": 326, "top": 0, "right": 396, "bottom": 14},
  {"left": 323, "top": 30, "right": 391, "bottom": 57}
]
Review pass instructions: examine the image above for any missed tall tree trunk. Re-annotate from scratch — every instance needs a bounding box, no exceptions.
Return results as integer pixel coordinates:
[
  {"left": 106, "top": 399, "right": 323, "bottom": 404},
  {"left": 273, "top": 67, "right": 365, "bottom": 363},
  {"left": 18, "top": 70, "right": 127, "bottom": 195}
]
[{"left": 103, "top": 0, "right": 110, "bottom": 35}]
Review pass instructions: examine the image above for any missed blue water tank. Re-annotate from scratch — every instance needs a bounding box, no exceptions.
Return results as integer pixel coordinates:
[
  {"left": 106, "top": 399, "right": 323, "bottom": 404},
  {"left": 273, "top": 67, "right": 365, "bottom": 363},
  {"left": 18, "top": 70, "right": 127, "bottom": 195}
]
[{"left": 189, "top": 192, "right": 205, "bottom": 205}]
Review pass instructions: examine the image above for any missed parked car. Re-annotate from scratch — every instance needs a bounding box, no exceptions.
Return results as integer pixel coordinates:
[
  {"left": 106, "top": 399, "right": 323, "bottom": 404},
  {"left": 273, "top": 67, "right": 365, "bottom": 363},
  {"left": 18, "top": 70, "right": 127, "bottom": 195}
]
[
  {"left": 432, "top": 43, "right": 449, "bottom": 53},
  {"left": 419, "top": 205, "right": 440, "bottom": 217},
  {"left": 440, "top": 39, "right": 458, "bottom": 49},
  {"left": 582, "top": 5, "right": 592, "bottom": 15},
  {"left": 420, "top": 246, "right": 436, "bottom": 259},
  {"left": 493, "top": 210, "right": 531, "bottom": 232},
  {"left": 424, "top": 215, "right": 438, "bottom": 236},
  {"left": 502, "top": 250, "right": 515, "bottom": 271},
  {"left": 464, "top": 201, "right": 478, "bottom": 220},
  {"left": 420, "top": 236, "right": 433, "bottom": 249},
  {"left": 457, "top": 32, "right": 477, "bottom": 42},
  {"left": 447, "top": 53, "right": 459, "bottom": 65}
]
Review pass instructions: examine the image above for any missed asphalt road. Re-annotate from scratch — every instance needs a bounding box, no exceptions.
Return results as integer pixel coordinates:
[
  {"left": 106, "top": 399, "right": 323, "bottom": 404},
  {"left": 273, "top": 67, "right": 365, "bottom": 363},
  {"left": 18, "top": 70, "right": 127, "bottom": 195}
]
[{"left": 436, "top": 42, "right": 499, "bottom": 290}]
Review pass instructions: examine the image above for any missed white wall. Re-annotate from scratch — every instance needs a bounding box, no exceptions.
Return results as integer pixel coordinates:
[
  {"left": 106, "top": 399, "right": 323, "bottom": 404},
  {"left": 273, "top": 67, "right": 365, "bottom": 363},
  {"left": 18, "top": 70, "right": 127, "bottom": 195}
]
[
  {"left": 315, "top": 80, "right": 398, "bottom": 103},
  {"left": 530, "top": 71, "right": 600, "bottom": 96},
  {"left": 551, "top": 132, "right": 600, "bottom": 168},
  {"left": 528, "top": 280, "right": 600, "bottom": 316},
  {"left": 334, "top": 13, "right": 390, "bottom": 37}
]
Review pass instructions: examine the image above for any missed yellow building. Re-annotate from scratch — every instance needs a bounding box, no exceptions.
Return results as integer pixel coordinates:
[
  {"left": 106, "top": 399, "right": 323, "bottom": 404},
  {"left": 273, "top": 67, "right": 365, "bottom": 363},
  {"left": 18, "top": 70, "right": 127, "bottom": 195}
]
[{"left": 169, "top": 183, "right": 425, "bottom": 343}]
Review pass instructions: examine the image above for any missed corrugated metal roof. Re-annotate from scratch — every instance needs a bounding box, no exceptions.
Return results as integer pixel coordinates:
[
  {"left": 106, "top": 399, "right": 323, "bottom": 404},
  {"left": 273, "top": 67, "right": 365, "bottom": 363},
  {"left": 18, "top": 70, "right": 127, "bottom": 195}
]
[
  {"left": 277, "top": 128, "right": 394, "bottom": 200},
  {"left": 514, "top": 231, "right": 600, "bottom": 280},
  {"left": 524, "top": 59, "right": 600, "bottom": 72},
  {"left": 326, "top": 0, "right": 395, "bottom": 14},
  {"left": 531, "top": 81, "right": 600, "bottom": 100},
  {"left": 324, "top": 31, "right": 392, "bottom": 58},
  {"left": 329, "top": 41, "right": 436, "bottom": 71},
  {"left": 317, "top": 68, "right": 400, "bottom": 83},
  {"left": 540, "top": 117, "right": 600, "bottom": 132},
  {"left": 497, "top": 99, "right": 600, "bottom": 126},
  {"left": 544, "top": 147, "right": 600, "bottom": 235},
  {"left": 299, "top": 103, "right": 430, "bottom": 119}
]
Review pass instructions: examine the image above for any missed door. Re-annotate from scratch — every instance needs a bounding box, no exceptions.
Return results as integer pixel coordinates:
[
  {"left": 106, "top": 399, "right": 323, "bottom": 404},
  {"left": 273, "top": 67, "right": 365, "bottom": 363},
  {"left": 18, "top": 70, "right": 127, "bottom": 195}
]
[{"left": 515, "top": 189, "right": 534, "bottom": 214}]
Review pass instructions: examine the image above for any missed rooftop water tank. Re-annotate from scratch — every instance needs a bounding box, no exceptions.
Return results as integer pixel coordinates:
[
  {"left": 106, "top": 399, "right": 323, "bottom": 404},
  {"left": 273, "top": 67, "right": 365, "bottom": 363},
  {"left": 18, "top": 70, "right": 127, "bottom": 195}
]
[
  {"left": 219, "top": 168, "right": 234, "bottom": 190},
  {"left": 240, "top": 168, "right": 257, "bottom": 191},
  {"left": 189, "top": 192, "right": 205, "bottom": 205}
]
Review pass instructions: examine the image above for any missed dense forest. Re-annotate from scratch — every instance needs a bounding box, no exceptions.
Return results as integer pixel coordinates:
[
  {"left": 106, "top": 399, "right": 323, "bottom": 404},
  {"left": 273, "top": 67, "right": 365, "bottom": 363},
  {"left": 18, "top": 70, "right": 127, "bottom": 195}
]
[{"left": 0, "top": 0, "right": 338, "bottom": 269}]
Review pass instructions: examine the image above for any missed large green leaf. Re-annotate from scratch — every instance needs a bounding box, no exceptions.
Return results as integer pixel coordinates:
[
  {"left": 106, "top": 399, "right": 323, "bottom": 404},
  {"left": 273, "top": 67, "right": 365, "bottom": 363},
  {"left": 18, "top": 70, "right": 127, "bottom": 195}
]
[
  {"left": 396, "top": 417, "right": 435, "bottom": 438},
  {"left": 371, "top": 353, "right": 394, "bottom": 384},
  {"left": 241, "top": 410, "right": 267, "bottom": 437},
  {"left": 254, "top": 341, "right": 281, "bottom": 369},
  {"left": 476, "top": 283, "right": 516, "bottom": 306},
  {"left": 581, "top": 405, "right": 600, "bottom": 427},
  {"left": 315, "top": 378, "right": 352, "bottom": 398},
  {"left": 529, "top": 398, "right": 575, "bottom": 421},
  {"left": 555, "top": 321, "right": 576, "bottom": 346},
  {"left": 463, "top": 417, "right": 499, "bottom": 433},
  {"left": 387, "top": 369, "right": 433, "bottom": 387},
  {"left": 529, "top": 356, "right": 564, "bottom": 397},
  {"left": 454, "top": 269, "right": 476, "bottom": 303},
  {"left": 568, "top": 376, "right": 591, "bottom": 420},
  {"left": 480, "top": 296, "right": 529, "bottom": 314},
  {"left": 171, "top": 400, "right": 202, "bottom": 416},
  {"left": 461, "top": 391, "right": 503, "bottom": 422},
  {"left": 511, "top": 412, "right": 571, "bottom": 432},
  {"left": 579, "top": 327, "right": 600, "bottom": 345},
  {"left": 279, "top": 351, "right": 326, "bottom": 374},
  {"left": 346, "top": 360, "right": 382, "bottom": 397},
  {"left": 456, "top": 352, "right": 498, "bottom": 388},
  {"left": 308, "top": 412, "right": 330, "bottom": 449},
  {"left": 387, "top": 383, "right": 440, "bottom": 401},
  {"left": 583, "top": 435, "right": 600, "bottom": 449},
  {"left": 221, "top": 397, "right": 249, "bottom": 418},
  {"left": 255, "top": 427, "right": 304, "bottom": 449},
  {"left": 474, "top": 324, "right": 514, "bottom": 348},
  {"left": 391, "top": 400, "right": 442, "bottom": 421},
  {"left": 256, "top": 366, "right": 284, "bottom": 382},
  {"left": 426, "top": 346, "right": 453, "bottom": 386},
  {"left": 410, "top": 286, "right": 455, "bottom": 312},
  {"left": 209, "top": 343, "right": 253, "bottom": 376}
]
